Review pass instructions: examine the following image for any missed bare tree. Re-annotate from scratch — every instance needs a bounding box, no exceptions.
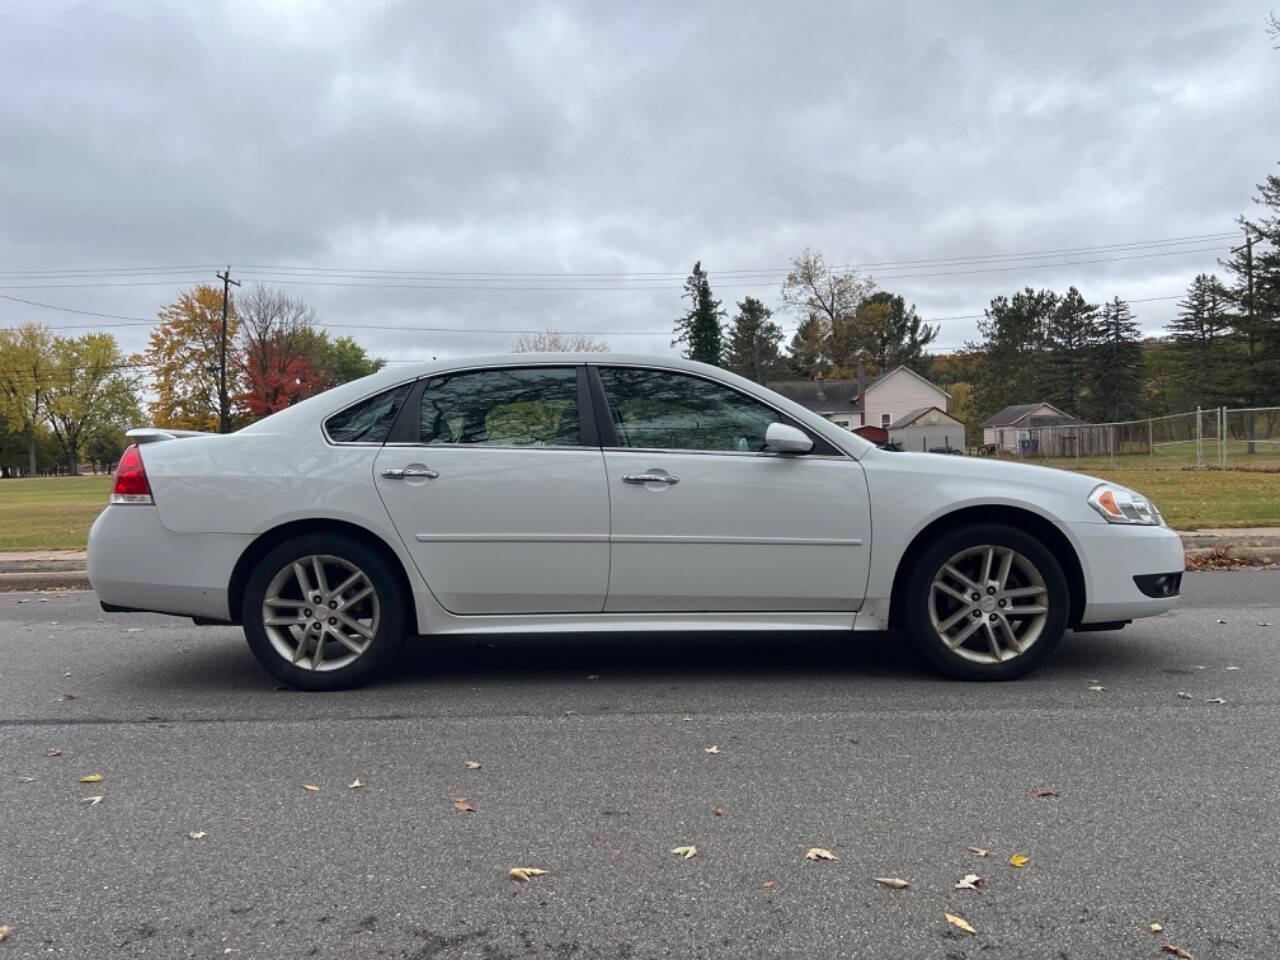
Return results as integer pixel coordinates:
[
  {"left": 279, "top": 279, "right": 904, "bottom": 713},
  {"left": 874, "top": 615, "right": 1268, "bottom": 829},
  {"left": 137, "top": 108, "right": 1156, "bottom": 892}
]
[
  {"left": 512, "top": 329, "right": 610, "bottom": 353},
  {"left": 234, "top": 285, "right": 322, "bottom": 417},
  {"left": 1269, "top": 11, "right": 1279, "bottom": 47},
  {"left": 779, "top": 249, "right": 876, "bottom": 374}
]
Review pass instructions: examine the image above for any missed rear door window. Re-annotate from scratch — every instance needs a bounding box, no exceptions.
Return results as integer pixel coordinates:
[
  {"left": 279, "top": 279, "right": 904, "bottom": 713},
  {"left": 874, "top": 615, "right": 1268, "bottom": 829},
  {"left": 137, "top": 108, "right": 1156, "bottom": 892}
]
[{"left": 419, "top": 367, "right": 582, "bottom": 446}]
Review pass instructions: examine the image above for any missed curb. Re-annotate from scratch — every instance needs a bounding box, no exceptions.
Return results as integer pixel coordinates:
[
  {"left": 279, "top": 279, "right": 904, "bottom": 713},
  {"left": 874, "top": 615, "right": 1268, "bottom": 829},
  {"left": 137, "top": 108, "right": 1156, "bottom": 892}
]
[{"left": 0, "top": 571, "right": 92, "bottom": 592}]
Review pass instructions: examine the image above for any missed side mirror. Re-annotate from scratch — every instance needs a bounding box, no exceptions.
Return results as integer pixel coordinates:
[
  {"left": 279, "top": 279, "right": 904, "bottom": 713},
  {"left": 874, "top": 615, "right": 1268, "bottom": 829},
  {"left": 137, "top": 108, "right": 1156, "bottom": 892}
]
[{"left": 765, "top": 422, "right": 813, "bottom": 454}]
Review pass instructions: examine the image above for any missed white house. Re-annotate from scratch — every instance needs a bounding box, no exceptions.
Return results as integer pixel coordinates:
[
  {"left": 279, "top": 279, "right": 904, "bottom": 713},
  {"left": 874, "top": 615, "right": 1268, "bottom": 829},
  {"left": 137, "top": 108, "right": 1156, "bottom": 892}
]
[
  {"left": 887, "top": 406, "right": 965, "bottom": 452},
  {"left": 767, "top": 365, "right": 958, "bottom": 442},
  {"left": 982, "top": 402, "right": 1084, "bottom": 454}
]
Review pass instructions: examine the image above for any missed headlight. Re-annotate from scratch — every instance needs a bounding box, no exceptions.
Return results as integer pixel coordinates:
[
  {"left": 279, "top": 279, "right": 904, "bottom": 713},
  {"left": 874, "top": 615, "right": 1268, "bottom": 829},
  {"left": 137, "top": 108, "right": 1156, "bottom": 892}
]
[{"left": 1087, "top": 484, "right": 1163, "bottom": 525}]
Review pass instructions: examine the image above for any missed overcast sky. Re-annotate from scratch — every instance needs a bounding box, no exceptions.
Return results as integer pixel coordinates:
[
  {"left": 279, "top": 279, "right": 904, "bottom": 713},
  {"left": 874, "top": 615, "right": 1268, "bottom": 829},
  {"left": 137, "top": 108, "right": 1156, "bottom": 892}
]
[{"left": 1, "top": 0, "right": 1277, "bottom": 365}]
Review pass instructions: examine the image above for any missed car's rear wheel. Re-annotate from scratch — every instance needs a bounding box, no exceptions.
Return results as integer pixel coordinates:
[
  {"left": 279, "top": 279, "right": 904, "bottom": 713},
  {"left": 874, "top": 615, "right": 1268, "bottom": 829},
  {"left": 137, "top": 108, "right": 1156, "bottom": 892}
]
[
  {"left": 901, "top": 523, "right": 1069, "bottom": 680},
  {"left": 241, "top": 534, "right": 406, "bottom": 690}
]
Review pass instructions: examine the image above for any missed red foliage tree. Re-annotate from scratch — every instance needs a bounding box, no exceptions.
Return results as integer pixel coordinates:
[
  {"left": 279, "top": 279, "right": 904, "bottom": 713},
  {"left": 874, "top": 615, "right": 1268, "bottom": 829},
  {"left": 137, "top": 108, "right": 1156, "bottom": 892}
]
[{"left": 235, "top": 338, "right": 325, "bottom": 418}]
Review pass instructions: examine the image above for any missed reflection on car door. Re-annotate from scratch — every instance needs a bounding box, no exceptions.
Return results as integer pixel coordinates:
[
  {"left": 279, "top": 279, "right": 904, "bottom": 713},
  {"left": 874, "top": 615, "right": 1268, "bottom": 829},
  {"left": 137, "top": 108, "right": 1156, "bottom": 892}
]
[
  {"left": 594, "top": 365, "right": 872, "bottom": 612},
  {"left": 374, "top": 365, "right": 610, "bottom": 615}
]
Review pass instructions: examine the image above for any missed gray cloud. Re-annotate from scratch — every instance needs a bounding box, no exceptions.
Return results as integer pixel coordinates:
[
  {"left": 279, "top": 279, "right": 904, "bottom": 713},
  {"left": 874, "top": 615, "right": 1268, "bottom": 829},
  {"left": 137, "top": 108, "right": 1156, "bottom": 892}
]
[{"left": 1, "top": 0, "right": 1276, "bottom": 363}]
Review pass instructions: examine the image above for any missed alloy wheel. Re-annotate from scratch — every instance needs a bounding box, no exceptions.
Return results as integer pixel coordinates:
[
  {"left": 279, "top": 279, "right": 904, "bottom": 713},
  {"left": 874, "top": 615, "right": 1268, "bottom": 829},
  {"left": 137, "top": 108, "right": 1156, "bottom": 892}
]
[
  {"left": 927, "top": 544, "right": 1049, "bottom": 664},
  {"left": 260, "top": 555, "right": 381, "bottom": 672}
]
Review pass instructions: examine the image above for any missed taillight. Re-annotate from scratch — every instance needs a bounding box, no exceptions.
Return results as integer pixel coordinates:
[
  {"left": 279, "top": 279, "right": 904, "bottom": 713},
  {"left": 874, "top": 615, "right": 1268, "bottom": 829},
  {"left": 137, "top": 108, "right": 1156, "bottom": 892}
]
[{"left": 110, "top": 444, "right": 153, "bottom": 504}]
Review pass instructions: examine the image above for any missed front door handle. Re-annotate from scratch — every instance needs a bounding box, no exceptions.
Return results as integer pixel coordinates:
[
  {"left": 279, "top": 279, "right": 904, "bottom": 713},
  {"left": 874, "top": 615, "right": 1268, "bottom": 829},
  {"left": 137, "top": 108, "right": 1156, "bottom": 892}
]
[
  {"left": 622, "top": 473, "right": 679, "bottom": 485},
  {"left": 381, "top": 467, "right": 440, "bottom": 480}
]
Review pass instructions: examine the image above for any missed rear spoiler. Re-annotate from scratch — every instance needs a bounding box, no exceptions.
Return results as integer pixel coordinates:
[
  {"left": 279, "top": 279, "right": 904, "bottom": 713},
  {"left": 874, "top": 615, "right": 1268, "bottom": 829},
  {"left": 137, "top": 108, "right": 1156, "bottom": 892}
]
[{"left": 126, "top": 427, "right": 219, "bottom": 445}]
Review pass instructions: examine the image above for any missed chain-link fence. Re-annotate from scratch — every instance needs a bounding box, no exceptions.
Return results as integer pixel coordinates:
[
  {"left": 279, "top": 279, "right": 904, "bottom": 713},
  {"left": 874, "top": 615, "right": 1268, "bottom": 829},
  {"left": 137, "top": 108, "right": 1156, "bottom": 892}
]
[{"left": 988, "top": 405, "right": 1280, "bottom": 470}]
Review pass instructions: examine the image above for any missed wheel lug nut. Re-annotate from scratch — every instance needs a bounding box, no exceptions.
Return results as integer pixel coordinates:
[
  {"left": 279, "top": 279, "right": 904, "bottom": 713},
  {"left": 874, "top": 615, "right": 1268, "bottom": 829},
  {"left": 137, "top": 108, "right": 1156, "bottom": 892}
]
[
  {"left": 987, "top": 586, "right": 996, "bottom": 595},
  {"left": 989, "top": 613, "right": 997, "bottom": 621},
  {"left": 971, "top": 593, "right": 980, "bottom": 601},
  {"left": 311, "top": 622, "right": 321, "bottom": 630},
  {"left": 998, "top": 599, "right": 1006, "bottom": 608},
  {"left": 972, "top": 610, "right": 981, "bottom": 618},
  {"left": 313, "top": 596, "right": 322, "bottom": 604},
  {"left": 328, "top": 617, "right": 336, "bottom": 625},
  {"left": 328, "top": 600, "right": 338, "bottom": 609},
  {"left": 303, "top": 609, "right": 312, "bottom": 618}
]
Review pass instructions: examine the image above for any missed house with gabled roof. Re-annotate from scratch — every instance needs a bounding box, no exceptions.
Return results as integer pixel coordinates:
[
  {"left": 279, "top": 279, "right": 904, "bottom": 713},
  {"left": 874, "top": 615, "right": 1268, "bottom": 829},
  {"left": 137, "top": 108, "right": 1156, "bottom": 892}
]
[
  {"left": 768, "top": 364, "right": 953, "bottom": 435},
  {"left": 982, "top": 402, "right": 1084, "bottom": 453}
]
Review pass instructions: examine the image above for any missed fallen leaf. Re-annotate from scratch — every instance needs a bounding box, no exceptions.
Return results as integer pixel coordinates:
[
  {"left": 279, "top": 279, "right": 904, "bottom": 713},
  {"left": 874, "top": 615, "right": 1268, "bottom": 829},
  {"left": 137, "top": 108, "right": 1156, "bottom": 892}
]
[
  {"left": 1151, "top": 922, "right": 1163, "bottom": 933},
  {"left": 0, "top": 925, "right": 10, "bottom": 941},
  {"left": 508, "top": 867, "right": 548, "bottom": 882},
  {"left": 349, "top": 778, "right": 364, "bottom": 789},
  {"left": 563, "top": 710, "right": 577, "bottom": 717},
  {"left": 1028, "top": 788, "right": 1057, "bottom": 798},
  {"left": 1225, "top": 665, "right": 1240, "bottom": 671},
  {"left": 302, "top": 784, "right": 320, "bottom": 792},
  {"left": 670, "top": 845, "right": 697, "bottom": 859},
  {"left": 465, "top": 761, "right": 482, "bottom": 770},
  {"left": 1205, "top": 697, "right": 1226, "bottom": 704},
  {"left": 968, "top": 846, "right": 990, "bottom": 857},
  {"left": 453, "top": 797, "right": 474, "bottom": 812},
  {"left": 78, "top": 774, "right": 102, "bottom": 783},
  {"left": 188, "top": 831, "right": 207, "bottom": 840},
  {"left": 1087, "top": 685, "right": 1105, "bottom": 692},
  {"left": 955, "top": 873, "right": 985, "bottom": 890},
  {"left": 805, "top": 848, "right": 838, "bottom": 862},
  {"left": 874, "top": 877, "right": 909, "bottom": 889},
  {"left": 81, "top": 796, "right": 103, "bottom": 806},
  {"left": 1162, "top": 946, "right": 1192, "bottom": 959},
  {"left": 19, "top": 776, "right": 36, "bottom": 783},
  {"left": 1258, "top": 622, "right": 1272, "bottom": 628},
  {"left": 945, "top": 913, "right": 977, "bottom": 935},
  {"left": 681, "top": 716, "right": 692, "bottom": 722},
  {"left": 1177, "top": 691, "right": 1192, "bottom": 700},
  {"left": 127, "top": 627, "right": 143, "bottom": 632},
  {"left": 585, "top": 674, "right": 600, "bottom": 680},
  {"left": 712, "top": 807, "right": 724, "bottom": 817},
  {"left": 704, "top": 745, "right": 721, "bottom": 754},
  {"left": 55, "top": 693, "right": 77, "bottom": 702},
  {"left": 1009, "top": 854, "right": 1030, "bottom": 868},
  {"left": 762, "top": 881, "right": 774, "bottom": 888},
  {"left": 1216, "top": 619, "right": 1227, "bottom": 624},
  {"left": 1192, "top": 665, "right": 1206, "bottom": 670},
  {"left": 62, "top": 672, "right": 71, "bottom": 678},
  {"left": 46, "top": 748, "right": 62, "bottom": 757}
]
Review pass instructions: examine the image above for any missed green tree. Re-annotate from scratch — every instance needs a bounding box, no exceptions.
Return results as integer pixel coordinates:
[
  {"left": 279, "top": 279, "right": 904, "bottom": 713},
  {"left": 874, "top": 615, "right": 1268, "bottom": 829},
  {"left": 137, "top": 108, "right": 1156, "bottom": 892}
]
[
  {"left": 672, "top": 261, "right": 724, "bottom": 364},
  {"left": 857, "top": 291, "right": 939, "bottom": 375},
  {"left": 786, "top": 313, "right": 829, "bottom": 378},
  {"left": 724, "top": 297, "right": 785, "bottom": 383},
  {"left": 970, "top": 288, "right": 1058, "bottom": 425},
  {"left": 1166, "top": 273, "right": 1234, "bottom": 408},
  {"left": 1090, "top": 297, "right": 1144, "bottom": 422},
  {"left": 297, "top": 330, "right": 387, "bottom": 387},
  {"left": 43, "top": 334, "right": 141, "bottom": 474},
  {"left": 780, "top": 249, "right": 874, "bottom": 374},
  {"left": 0, "top": 323, "right": 55, "bottom": 474},
  {"left": 1041, "top": 287, "right": 1099, "bottom": 418},
  {"left": 143, "top": 285, "right": 238, "bottom": 431}
]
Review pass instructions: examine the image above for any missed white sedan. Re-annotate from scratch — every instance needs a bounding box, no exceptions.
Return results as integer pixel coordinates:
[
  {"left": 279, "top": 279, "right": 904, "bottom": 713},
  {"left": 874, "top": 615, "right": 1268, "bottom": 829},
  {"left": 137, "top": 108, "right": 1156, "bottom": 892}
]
[{"left": 88, "top": 354, "right": 1184, "bottom": 690}]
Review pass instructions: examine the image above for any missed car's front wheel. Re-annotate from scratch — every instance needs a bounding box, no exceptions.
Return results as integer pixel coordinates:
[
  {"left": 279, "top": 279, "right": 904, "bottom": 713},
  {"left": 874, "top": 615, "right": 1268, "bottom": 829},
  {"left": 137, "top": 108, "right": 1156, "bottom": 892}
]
[
  {"left": 901, "top": 523, "right": 1069, "bottom": 680},
  {"left": 241, "top": 534, "right": 406, "bottom": 690}
]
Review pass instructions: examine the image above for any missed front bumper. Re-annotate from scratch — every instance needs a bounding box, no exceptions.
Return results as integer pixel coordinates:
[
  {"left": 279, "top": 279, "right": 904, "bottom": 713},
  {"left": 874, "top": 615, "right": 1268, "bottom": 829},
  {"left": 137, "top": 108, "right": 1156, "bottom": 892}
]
[
  {"left": 1068, "top": 521, "right": 1185, "bottom": 625},
  {"left": 87, "top": 505, "right": 253, "bottom": 621}
]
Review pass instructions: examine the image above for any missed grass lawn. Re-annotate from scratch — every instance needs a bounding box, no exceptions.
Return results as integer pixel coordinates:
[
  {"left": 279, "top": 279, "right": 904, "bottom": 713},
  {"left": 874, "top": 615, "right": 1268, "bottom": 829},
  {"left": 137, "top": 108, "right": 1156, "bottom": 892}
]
[
  {"left": 0, "top": 465, "right": 1277, "bottom": 551},
  {"left": 0, "top": 475, "right": 112, "bottom": 549}
]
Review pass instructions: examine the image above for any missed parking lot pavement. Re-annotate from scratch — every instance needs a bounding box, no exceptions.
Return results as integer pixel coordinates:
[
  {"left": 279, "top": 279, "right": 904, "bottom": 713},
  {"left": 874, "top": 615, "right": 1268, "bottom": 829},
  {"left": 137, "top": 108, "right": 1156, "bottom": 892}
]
[{"left": 1, "top": 574, "right": 1277, "bottom": 959}]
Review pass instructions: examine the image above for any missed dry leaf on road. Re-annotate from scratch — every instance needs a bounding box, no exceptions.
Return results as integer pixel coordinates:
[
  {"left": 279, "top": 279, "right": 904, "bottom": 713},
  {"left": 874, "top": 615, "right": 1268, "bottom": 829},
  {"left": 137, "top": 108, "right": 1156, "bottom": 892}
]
[
  {"left": 1087, "top": 685, "right": 1105, "bottom": 692},
  {"left": 874, "top": 877, "right": 909, "bottom": 889},
  {"left": 762, "top": 881, "right": 774, "bottom": 888},
  {"left": 509, "top": 867, "right": 548, "bottom": 882},
  {"left": 955, "top": 874, "right": 985, "bottom": 890},
  {"left": 349, "top": 779, "right": 364, "bottom": 789},
  {"left": 704, "top": 745, "right": 721, "bottom": 754},
  {"left": 1177, "top": 691, "right": 1192, "bottom": 700},
  {"left": 1009, "top": 854, "right": 1030, "bottom": 868},
  {"left": 712, "top": 807, "right": 724, "bottom": 817},
  {"left": 55, "top": 693, "right": 77, "bottom": 702},
  {"left": 453, "top": 797, "right": 474, "bottom": 812},
  {"left": 945, "top": 913, "right": 976, "bottom": 935},
  {"left": 1205, "top": 697, "right": 1226, "bottom": 704},
  {"left": 302, "top": 784, "right": 320, "bottom": 792},
  {"left": 670, "top": 845, "right": 697, "bottom": 859},
  {"left": 0, "top": 925, "right": 11, "bottom": 942},
  {"left": 805, "top": 848, "right": 838, "bottom": 862},
  {"left": 562, "top": 710, "right": 577, "bottom": 717},
  {"left": 46, "top": 748, "right": 62, "bottom": 757},
  {"left": 1225, "top": 665, "right": 1240, "bottom": 671},
  {"left": 585, "top": 674, "right": 600, "bottom": 680},
  {"left": 1028, "top": 788, "right": 1057, "bottom": 798},
  {"left": 465, "top": 761, "right": 482, "bottom": 770},
  {"left": 1150, "top": 923, "right": 1163, "bottom": 933},
  {"left": 188, "top": 831, "right": 206, "bottom": 840},
  {"left": 19, "top": 776, "right": 36, "bottom": 783},
  {"left": 1161, "top": 946, "right": 1193, "bottom": 959},
  {"left": 78, "top": 774, "right": 102, "bottom": 783},
  {"left": 81, "top": 796, "right": 103, "bottom": 806},
  {"left": 968, "top": 846, "right": 990, "bottom": 857}
]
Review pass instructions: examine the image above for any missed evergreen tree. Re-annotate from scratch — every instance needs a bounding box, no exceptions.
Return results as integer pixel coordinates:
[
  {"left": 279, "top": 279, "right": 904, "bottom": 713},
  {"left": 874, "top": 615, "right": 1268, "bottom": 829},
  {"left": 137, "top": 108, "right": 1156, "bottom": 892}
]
[
  {"left": 724, "top": 297, "right": 785, "bottom": 383},
  {"left": 1041, "top": 286, "right": 1098, "bottom": 418},
  {"left": 970, "top": 288, "right": 1057, "bottom": 425},
  {"left": 1090, "top": 297, "right": 1144, "bottom": 422},
  {"left": 672, "top": 261, "right": 725, "bottom": 365},
  {"left": 1230, "top": 167, "right": 1280, "bottom": 406},
  {"left": 1167, "top": 273, "right": 1234, "bottom": 407},
  {"left": 857, "top": 291, "right": 939, "bottom": 374},
  {"left": 786, "top": 313, "right": 828, "bottom": 378}
]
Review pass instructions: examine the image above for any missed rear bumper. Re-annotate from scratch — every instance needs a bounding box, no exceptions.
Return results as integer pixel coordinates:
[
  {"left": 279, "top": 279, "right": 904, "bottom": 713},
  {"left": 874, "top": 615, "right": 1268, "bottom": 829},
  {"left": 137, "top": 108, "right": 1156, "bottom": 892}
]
[
  {"left": 87, "top": 505, "right": 252, "bottom": 621},
  {"left": 1068, "top": 521, "right": 1185, "bottom": 624}
]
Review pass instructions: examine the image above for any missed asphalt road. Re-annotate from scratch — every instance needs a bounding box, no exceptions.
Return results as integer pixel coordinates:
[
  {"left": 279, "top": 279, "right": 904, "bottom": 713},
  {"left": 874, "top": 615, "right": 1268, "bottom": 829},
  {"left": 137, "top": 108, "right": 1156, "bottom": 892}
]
[{"left": 1, "top": 574, "right": 1278, "bottom": 959}]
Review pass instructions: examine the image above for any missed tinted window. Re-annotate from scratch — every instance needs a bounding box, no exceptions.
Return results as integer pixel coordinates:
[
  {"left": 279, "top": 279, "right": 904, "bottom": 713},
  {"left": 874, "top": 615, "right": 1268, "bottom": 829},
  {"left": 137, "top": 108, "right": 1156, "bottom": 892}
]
[
  {"left": 324, "top": 383, "right": 411, "bottom": 444},
  {"left": 419, "top": 367, "right": 581, "bottom": 446},
  {"left": 597, "top": 367, "right": 780, "bottom": 452}
]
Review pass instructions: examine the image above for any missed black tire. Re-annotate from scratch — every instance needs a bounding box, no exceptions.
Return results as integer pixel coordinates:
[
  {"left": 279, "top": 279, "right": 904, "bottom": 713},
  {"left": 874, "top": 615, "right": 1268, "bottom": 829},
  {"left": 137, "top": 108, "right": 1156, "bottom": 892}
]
[
  {"left": 900, "top": 522, "right": 1070, "bottom": 681},
  {"left": 241, "top": 533, "right": 407, "bottom": 691}
]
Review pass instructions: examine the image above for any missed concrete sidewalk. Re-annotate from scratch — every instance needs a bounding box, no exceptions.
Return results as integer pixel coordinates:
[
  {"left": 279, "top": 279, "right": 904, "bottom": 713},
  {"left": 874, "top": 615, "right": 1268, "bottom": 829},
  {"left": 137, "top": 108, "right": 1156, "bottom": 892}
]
[{"left": 3, "top": 530, "right": 1278, "bottom": 592}]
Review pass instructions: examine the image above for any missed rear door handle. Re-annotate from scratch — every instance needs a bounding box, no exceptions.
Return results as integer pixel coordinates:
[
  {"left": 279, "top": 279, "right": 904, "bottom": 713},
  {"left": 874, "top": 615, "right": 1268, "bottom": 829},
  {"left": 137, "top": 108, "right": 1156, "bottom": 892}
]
[
  {"left": 622, "top": 473, "right": 679, "bottom": 485},
  {"left": 381, "top": 467, "right": 439, "bottom": 479}
]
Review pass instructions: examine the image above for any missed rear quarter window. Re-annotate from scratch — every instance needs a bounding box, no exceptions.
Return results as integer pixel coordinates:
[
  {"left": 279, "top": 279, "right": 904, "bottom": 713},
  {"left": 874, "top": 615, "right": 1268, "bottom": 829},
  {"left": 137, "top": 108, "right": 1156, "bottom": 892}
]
[{"left": 324, "top": 383, "right": 412, "bottom": 444}]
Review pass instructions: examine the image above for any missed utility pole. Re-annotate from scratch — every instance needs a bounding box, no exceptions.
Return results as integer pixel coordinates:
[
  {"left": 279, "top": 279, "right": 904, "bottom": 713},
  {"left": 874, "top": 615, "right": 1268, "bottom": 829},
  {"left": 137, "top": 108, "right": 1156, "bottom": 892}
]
[
  {"left": 1230, "top": 228, "right": 1256, "bottom": 453},
  {"left": 216, "top": 266, "right": 240, "bottom": 434}
]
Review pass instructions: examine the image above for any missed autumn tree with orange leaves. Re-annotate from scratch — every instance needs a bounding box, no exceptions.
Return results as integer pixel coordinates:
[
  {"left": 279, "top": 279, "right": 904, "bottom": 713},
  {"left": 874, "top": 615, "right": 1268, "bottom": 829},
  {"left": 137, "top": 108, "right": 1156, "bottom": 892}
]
[{"left": 141, "top": 285, "right": 237, "bottom": 431}]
